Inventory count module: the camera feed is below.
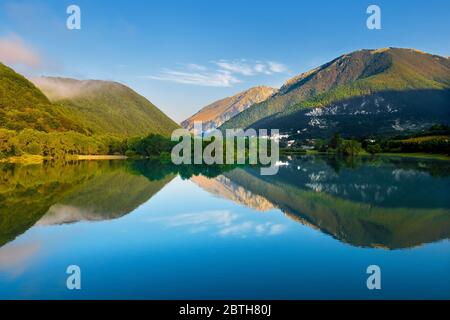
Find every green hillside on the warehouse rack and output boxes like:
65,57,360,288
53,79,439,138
0,63,84,133
33,77,179,137
0,63,178,138
220,48,450,137
0,64,180,159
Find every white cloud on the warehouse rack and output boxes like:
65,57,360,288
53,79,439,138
215,59,256,76
254,63,269,74
145,69,241,87
145,210,237,227
144,210,286,237
0,35,41,69
145,59,289,87
219,221,286,237
267,61,289,73
215,59,289,76
186,63,208,71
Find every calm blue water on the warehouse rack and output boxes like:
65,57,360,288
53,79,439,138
0,156,449,299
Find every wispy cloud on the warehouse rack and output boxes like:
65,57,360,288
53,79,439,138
0,34,41,69
145,69,241,87
215,60,256,76
144,210,237,228
186,63,208,71
215,59,289,76
144,59,289,87
267,61,289,73
219,221,286,237
143,210,286,237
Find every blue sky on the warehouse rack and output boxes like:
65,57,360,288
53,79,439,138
0,0,449,122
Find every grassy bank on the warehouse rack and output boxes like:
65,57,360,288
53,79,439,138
0,154,45,164
76,155,128,161
378,152,450,161
0,154,129,164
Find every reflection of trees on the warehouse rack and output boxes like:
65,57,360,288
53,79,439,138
319,154,450,177
2,156,449,250
127,160,239,181
0,159,243,248
222,167,450,249
378,156,450,178
321,155,362,173
0,160,174,248
1,161,102,247
273,156,450,209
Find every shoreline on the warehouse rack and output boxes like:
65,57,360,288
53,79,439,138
76,155,128,161
300,150,450,161
0,154,128,164
1,151,449,165
377,152,450,161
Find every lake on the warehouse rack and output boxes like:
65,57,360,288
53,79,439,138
0,155,449,299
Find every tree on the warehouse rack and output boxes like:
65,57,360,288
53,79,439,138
329,133,343,150
25,141,42,155
337,140,363,156
366,144,382,154
314,139,327,152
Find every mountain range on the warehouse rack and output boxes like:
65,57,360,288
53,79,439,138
2,47,450,145
219,48,450,138
181,86,277,133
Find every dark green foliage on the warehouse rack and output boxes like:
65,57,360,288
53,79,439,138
363,125,450,155
126,134,176,158
0,128,125,159
365,144,382,154
314,133,363,156
383,137,450,155
337,140,363,156
329,133,342,149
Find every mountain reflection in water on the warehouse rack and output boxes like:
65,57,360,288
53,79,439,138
1,155,450,299
1,156,450,250
196,156,450,249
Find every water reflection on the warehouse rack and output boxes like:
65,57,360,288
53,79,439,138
1,156,450,250
195,156,450,249
0,156,449,299
0,161,175,247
